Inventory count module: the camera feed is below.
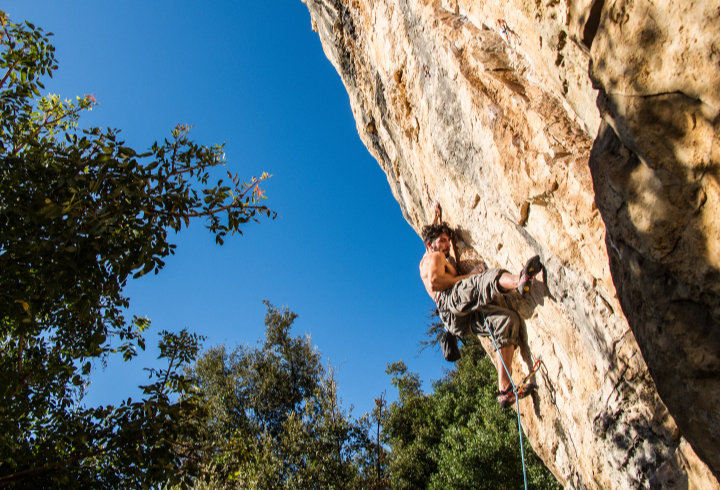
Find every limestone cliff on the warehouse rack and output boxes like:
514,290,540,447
301,0,719,488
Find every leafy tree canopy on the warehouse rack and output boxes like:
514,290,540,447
0,11,275,488
187,302,382,489
383,338,560,490
187,307,560,490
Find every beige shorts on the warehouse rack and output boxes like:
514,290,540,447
435,268,520,349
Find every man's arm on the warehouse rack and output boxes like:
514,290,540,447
432,200,442,224
425,252,476,292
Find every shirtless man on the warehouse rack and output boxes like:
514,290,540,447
419,222,543,407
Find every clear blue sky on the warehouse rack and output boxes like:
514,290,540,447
6,1,449,417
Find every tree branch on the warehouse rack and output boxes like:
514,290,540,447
0,58,20,92
161,346,178,396
154,203,271,220
0,448,108,485
12,105,88,156
0,21,19,91
17,333,24,374
9,333,30,400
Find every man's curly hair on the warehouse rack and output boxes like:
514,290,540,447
421,222,454,245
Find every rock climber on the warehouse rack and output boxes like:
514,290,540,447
419,222,543,408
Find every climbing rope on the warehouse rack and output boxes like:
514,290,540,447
481,307,530,490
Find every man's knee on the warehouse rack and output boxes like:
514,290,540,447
493,310,521,348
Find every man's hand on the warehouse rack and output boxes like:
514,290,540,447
432,200,442,224
471,261,487,274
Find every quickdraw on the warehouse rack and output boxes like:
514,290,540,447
497,19,521,45
516,357,543,395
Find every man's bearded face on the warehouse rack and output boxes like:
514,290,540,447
430,233,451,257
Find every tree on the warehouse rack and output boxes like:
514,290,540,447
383,341,560,489
0,12,275,488
187,302,377,489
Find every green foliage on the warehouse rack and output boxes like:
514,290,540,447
384,345,560,490
0,11,274,488
187,302,379,489
417,306,446,355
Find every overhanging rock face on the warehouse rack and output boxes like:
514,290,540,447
301,0,719,488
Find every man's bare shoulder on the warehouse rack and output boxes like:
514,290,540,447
420,250,447,268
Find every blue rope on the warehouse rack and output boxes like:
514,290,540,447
483,316,529,490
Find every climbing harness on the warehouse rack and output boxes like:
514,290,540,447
480,304,537,490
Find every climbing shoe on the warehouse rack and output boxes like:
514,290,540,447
497,387,516,408
518,255,543,294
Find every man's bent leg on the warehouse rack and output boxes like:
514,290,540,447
498,271,520,293
498,255,545,293
439,269,509,321
479,306,521,392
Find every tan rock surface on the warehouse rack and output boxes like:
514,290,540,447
589,0,720,478
301,0,719,487
650,440,720,490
